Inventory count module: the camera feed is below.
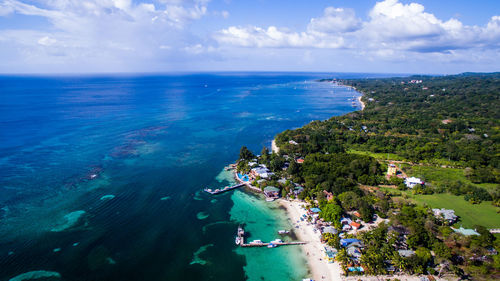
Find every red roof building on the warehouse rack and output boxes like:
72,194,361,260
350,222,361,230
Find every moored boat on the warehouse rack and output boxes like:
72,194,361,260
238,225,244,236
249,239,262,244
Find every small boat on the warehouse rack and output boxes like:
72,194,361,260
271,239,283,244
267,243,277,248
249,240,263,244
238,226,245,236
265,198,275,202
278,230,290,235
235,236,241,245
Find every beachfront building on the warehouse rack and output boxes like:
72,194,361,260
349,221,361,230
250,165,274,179
324,246,337,263
340,238,362,247
293,185,304,196
347,245,362,259
432,208,458,224
404,177,424,188
340,217,352,225
309,207,321,215
323,226,338,235
263,186,280,198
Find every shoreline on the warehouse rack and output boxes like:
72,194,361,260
278,199,343,281
271,139,280,154
357,95,365,110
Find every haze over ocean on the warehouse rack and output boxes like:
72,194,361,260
0,73,385,280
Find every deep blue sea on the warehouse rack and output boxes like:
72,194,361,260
0,73,381,281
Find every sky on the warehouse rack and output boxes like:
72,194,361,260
0,0,499,74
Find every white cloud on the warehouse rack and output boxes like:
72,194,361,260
307,7,360,34
0,0,212,72
214,0,500,55
37,36,57,46
215,25,344,49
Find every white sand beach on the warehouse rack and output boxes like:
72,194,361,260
279,199,343,281
357,96,365,110
271,139,280,154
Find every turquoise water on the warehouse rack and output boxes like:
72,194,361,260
0,73,370,280
231,189,309,280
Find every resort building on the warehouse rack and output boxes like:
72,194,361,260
340,238,362,247
250,165,274,179
398,249,416,257
263,186,280,198
432,208,458,224
340,217,352,225
347,245,362,259
323,226,338,235
404,177,424,188
324,246,337,263
349,221,361,230
310,207,321,213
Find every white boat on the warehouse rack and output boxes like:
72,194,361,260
238,226,245,236
249,240,263,244
271,239,283,244
267,243,277,248
278,230,289,235
235,237,241,245
265,198,275,202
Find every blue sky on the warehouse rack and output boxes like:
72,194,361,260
0,0,499,74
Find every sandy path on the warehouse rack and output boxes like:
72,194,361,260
279,199,343,281
271,139,280,154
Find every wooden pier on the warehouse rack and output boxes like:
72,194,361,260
236,226,306,247
204,183,245,195
241,241,306,247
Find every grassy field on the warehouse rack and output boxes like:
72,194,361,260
379,187,500,229
407,166,499,193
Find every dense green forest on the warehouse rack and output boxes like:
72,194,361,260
273,73,500,202
277,73,500,178
236,73,500,279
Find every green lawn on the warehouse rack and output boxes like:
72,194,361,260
379,188,500,229
407,166,499,193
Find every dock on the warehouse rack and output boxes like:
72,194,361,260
236,226,306,247
240,241,306,247
204,183,245,195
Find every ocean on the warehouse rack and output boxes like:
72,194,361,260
0,72,373,280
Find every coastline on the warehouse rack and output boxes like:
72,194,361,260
271,139,280,154
278,199,343,281
357,95,365,110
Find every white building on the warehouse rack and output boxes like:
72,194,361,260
433,208,458,223
251,166,274,179
404,177,423,188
